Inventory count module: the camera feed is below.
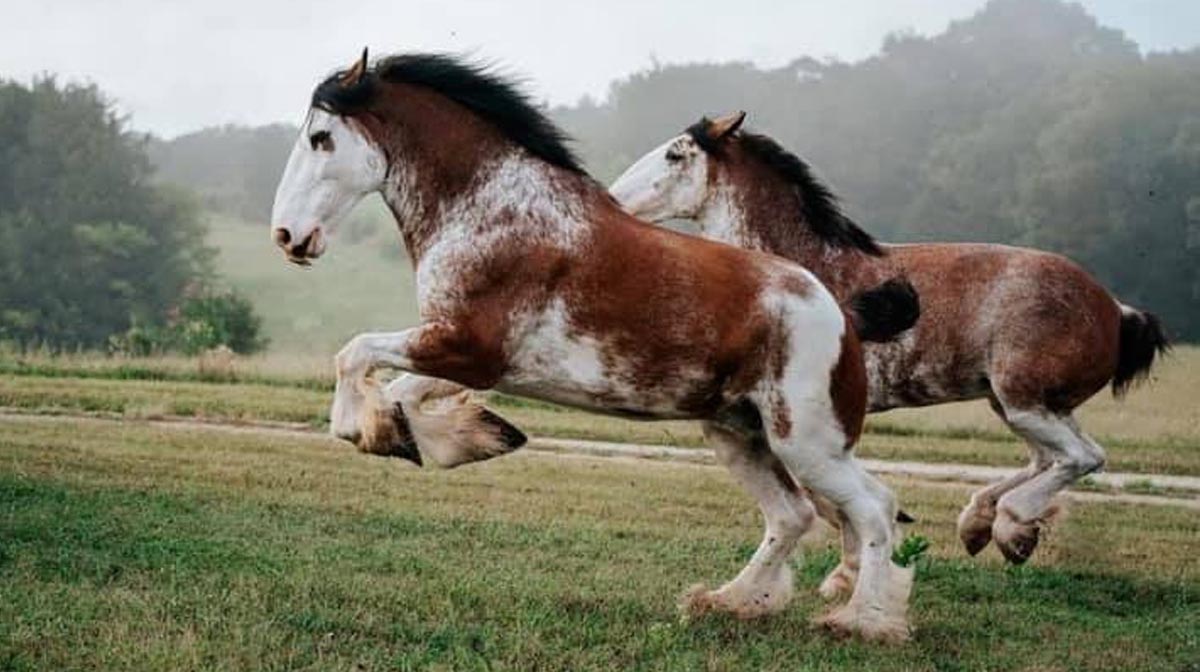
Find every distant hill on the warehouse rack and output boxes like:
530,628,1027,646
146,123,297,222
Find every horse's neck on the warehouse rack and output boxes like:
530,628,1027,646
384,152,591,266
697,183,762,250
699,187,884,299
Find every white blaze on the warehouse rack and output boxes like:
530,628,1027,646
270,109,388,259
609,133,708,223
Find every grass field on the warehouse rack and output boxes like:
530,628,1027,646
1,322,1195,666
2,347,1197,476
1,415,1197,671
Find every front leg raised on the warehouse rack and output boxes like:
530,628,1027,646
331,325,525,467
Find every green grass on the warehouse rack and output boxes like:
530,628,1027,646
2,370,1199,476
1,415,1197,670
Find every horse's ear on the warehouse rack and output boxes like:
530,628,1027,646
707,111,746,141
339,47,369,87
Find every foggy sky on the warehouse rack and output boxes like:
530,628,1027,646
2,0,1197,137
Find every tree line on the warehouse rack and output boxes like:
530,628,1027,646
0,79,264,352
149,0,1200,340
2,0,1196,349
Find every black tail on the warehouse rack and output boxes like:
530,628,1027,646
847,278,921,343
1112,306,1169,396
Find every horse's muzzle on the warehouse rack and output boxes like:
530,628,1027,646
274,226,324,265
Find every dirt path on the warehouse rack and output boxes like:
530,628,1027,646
4,410,1198,510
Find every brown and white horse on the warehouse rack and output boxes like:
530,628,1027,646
610,111,1170,571
270,52,919,641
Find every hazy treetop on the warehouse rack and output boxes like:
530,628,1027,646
1,0,1197,136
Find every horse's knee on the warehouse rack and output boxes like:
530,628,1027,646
842,497,893,548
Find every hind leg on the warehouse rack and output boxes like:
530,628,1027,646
816,504,862,601
757,393,912,643
991,409,1105,563
683,422,817,619
957,397,1054,555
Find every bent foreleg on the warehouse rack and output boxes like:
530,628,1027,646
332,324,525,466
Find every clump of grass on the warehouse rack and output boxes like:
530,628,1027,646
1122,478,1167,496
891,534,931,568
1072,475,1112,493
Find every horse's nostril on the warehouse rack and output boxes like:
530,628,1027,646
294,231,313,257
273,228,291,247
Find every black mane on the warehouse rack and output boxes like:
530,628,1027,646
687,121,882,256
312,53,585,175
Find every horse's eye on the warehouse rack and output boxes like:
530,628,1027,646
665,149,685,163
309,130,334,151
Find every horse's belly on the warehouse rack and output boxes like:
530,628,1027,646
498,311,709,419
863,338,990,412
495,371,702,420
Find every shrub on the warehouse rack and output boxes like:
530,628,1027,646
108,288,267,356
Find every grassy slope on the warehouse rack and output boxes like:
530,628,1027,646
1,415,1197,671
205,212,419,353
1,373,1198,476
1,347,1197,475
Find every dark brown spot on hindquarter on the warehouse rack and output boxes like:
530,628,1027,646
829,316,868,447
770,389,792,438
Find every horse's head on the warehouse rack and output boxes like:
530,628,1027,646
609,111,745,223
271,49,388,265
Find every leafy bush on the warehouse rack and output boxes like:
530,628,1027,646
170,288,266,355
108,288,266,356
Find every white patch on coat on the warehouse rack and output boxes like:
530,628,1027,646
271,109,387,256
496,296,712,418
497,297,612,405
758,265,851,454
400,154,589,313
697,180,762,250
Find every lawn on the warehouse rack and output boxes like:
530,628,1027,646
1,415,1197,671
1,347,1198,475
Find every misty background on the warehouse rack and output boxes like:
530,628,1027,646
2,0,1199,355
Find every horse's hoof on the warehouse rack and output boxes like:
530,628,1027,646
359,401,422,465
993,509,1040,565
479,408,528,451
678,580,791,621
956,501,996,556
817,566,855,601
679,583,719,620
815,604,911,644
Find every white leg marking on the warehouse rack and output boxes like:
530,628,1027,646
755,383,912,642
682,423,816,619
329,326,437,450
992,410,1106,563
817,506,862,601
957,448,1053,556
